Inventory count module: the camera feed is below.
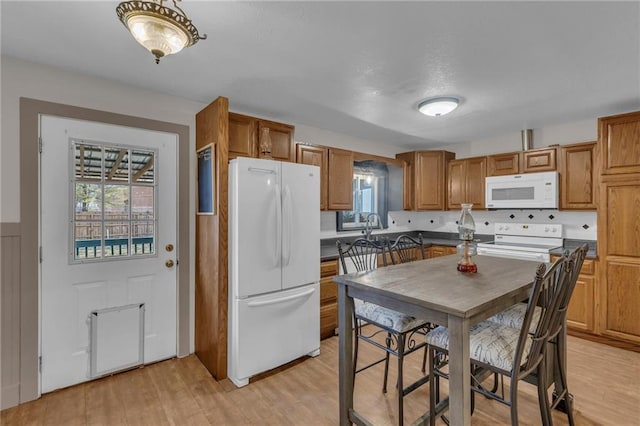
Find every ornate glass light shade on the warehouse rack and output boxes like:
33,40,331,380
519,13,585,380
116,0,206,64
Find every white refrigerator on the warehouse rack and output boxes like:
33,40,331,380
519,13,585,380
228,157,320,387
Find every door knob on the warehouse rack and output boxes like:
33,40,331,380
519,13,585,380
165,259,174,268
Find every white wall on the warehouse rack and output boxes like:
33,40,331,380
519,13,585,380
0,56,207,222
435,119,597,157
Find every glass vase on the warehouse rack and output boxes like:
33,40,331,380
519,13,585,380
457,203,478,273
259,127,272,159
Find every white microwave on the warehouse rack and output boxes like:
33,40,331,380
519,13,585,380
485,171,558,209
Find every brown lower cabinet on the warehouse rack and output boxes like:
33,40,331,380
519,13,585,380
320,259,339,339
552,255,596,332
427,245,457,258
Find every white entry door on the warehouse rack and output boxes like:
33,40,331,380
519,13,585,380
40,116,178,393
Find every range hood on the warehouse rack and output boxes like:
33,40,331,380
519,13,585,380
521,129,533,151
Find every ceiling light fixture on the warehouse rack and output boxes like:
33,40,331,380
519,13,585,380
116,0,206,64
418,97,460,117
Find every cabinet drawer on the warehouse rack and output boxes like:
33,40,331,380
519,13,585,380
320,278,337,303
321,260,338,277
522,147,557,172
320,303,338,339
487,152,520,176
551,255,595,275
580,259,595,275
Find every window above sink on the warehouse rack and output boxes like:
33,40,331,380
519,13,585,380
336,160,402,232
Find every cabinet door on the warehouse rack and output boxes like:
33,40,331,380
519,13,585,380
415,151,453,210
297,144,328,210
567,274,595,332
258,120,294,162
559,142,597,210
465,157,486,209
598,179,640,343
396,152,415,210
447,160,465,210
522,147,557,172
428,245,456,258
327,148,354,210
487,152,520,176
606,184,640,257
602,261,640,343
319,260,338,339
228,113,257,160
599,111,640,175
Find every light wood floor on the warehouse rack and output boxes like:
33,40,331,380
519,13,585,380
2,334,639,425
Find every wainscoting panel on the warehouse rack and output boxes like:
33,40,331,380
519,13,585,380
1,223,21,409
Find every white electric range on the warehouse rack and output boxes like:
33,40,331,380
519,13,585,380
477,222,563,263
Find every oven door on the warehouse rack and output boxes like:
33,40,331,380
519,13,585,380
477,246,550,262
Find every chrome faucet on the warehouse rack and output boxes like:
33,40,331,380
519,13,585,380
365,213,382,241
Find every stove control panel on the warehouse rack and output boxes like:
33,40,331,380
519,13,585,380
494,222,563,238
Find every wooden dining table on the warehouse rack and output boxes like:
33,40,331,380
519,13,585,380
333,254,544,426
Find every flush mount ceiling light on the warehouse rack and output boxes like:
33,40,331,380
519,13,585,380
417,97,460,117
116,0,206,64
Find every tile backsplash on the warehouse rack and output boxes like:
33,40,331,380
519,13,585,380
321,210,597,240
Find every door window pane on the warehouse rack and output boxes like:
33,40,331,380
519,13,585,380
74,143,102,180
131,186,154,219
74,221,103,259
104,184,130,217
74,183,102,218
104,222,129,257
132,150,154,184
132,221,155,255
104,147,129,182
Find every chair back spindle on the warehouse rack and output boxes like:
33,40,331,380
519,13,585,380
390,233,426,264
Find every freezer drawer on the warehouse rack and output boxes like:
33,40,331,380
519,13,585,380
228,283,320,387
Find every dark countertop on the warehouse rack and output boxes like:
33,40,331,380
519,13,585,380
550,239,598,259
321,232,597,262
320,231,493,261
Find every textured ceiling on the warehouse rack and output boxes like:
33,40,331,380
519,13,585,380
2,1,639,149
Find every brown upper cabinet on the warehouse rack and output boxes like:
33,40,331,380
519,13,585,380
396,150,455,210
559,142,597,210
447,156,486,210
327,148,354,210
258,120,294,162
521,146,557,173
228,112,257,160
296,143,328,210
487,152,520,176
599,110,640,175
228,112,294,162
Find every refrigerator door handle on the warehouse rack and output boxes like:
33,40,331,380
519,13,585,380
283,185,293,266
248,167,276,174
247,287,315,307
274,184,282,267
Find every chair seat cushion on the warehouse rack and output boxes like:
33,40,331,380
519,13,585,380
488,303,541,333
356,302,428,333
425,322,532,372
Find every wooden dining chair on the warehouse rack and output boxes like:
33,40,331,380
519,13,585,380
486,244,587,425
425,254,575,426
337,236,431,426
